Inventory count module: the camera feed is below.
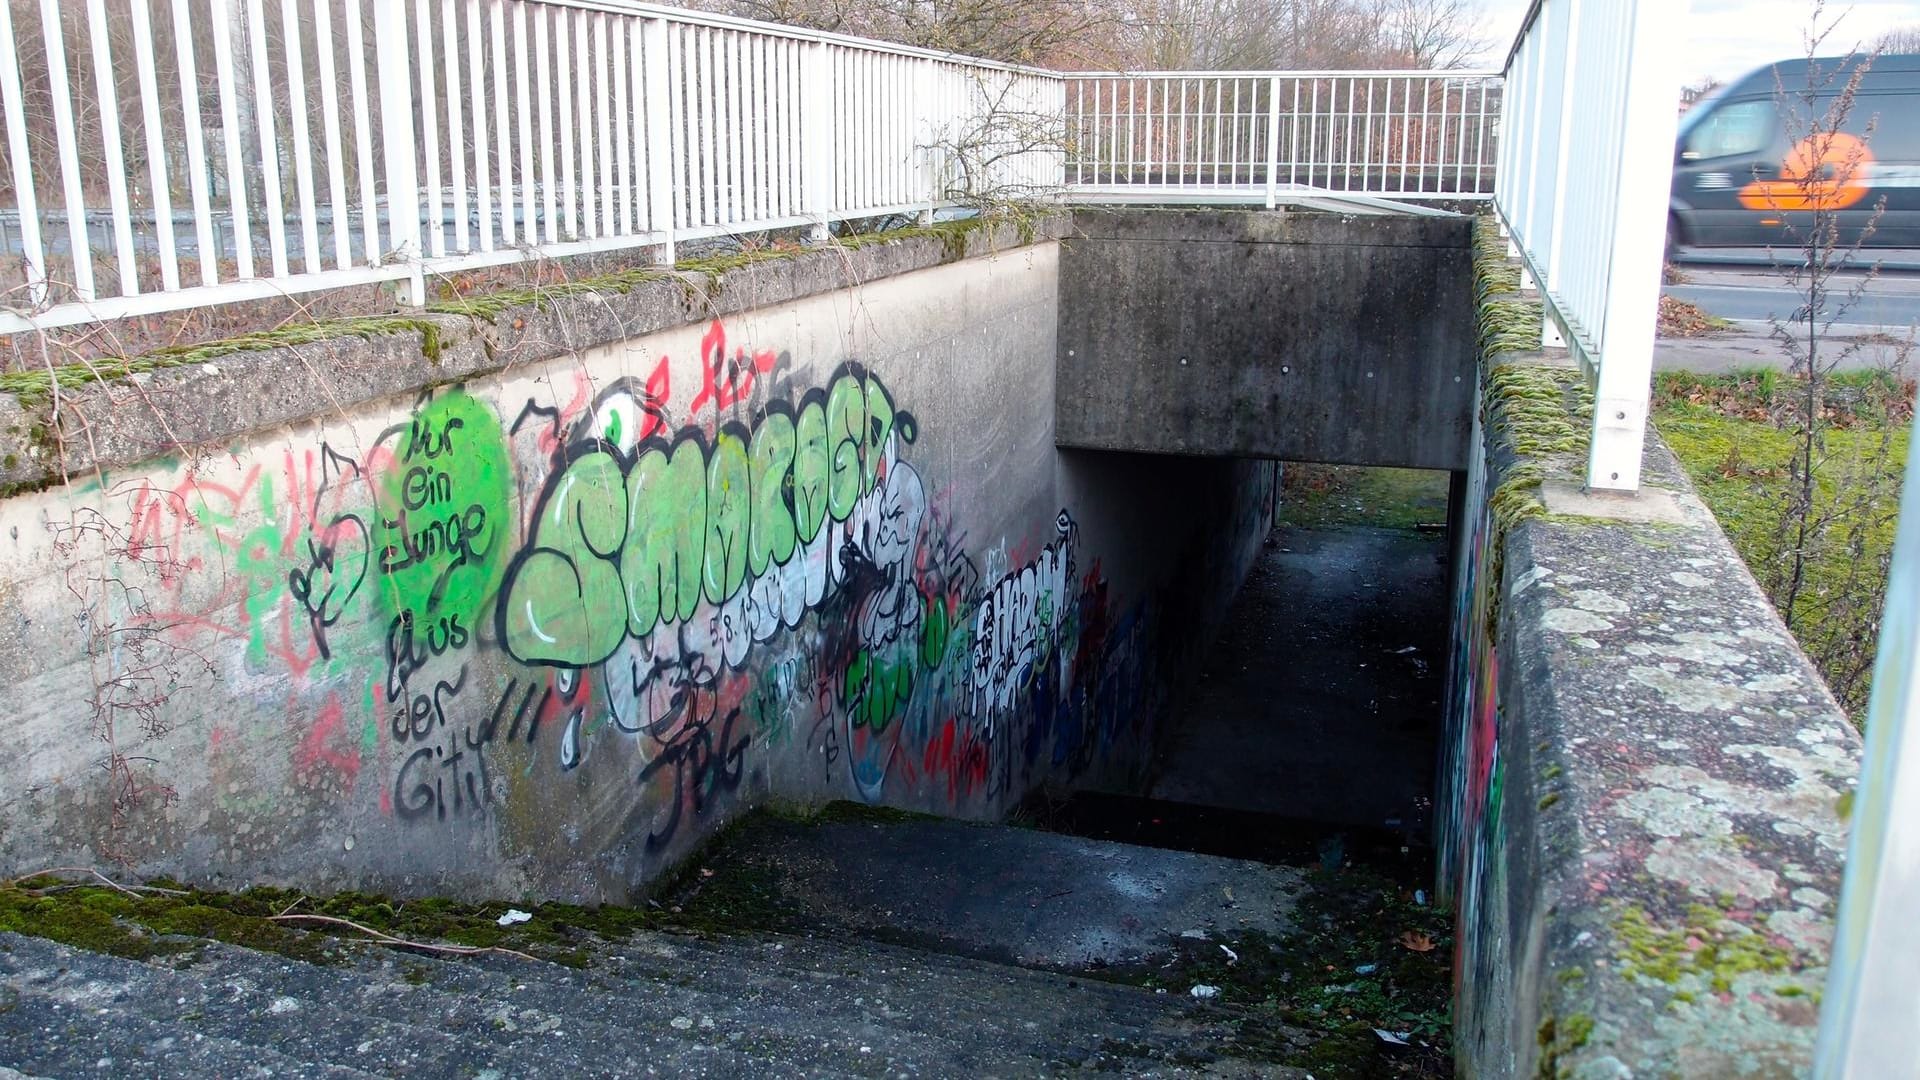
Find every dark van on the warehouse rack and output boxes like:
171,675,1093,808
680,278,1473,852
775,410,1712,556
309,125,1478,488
1669,53,1920,250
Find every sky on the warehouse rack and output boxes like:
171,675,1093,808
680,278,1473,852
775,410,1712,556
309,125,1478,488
1473,0,1919,86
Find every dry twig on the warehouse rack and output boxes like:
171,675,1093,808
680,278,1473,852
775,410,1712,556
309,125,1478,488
267,912,540,963
6,866,189,897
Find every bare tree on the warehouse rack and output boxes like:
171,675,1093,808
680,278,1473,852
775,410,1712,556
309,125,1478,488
1871,24,1920,54
710,0,1134,66
707,0,1489,71
1128,0,1400,69
1680,76,1723,112
1380,0,1488,69
1750,1,1914,716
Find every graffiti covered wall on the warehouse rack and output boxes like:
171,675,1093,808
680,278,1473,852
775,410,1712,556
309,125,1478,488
0,241,1274,902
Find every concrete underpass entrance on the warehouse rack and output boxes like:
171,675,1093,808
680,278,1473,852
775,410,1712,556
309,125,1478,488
1027,463,1454,867
1044,204,1472,855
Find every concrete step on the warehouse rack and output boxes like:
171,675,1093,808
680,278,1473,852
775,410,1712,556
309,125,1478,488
0,921,1299,1078
366,917,1263,1075
661,814,1308,969
474,925,1258,1072
0,814,1340,1077
0,954,383,1080
169,930,1038,1078
0,931,770,1078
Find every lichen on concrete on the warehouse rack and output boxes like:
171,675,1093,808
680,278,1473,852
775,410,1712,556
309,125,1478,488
1454,216,1856,1078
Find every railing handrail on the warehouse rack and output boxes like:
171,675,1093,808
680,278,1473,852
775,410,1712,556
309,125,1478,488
0,2,1501,336
501,0,1065,77
1064,68,1502,206
1066,68,1503,79
1502,0,1549,73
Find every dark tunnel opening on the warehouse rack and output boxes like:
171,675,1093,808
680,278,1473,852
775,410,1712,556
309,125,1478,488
1022,462,1459,886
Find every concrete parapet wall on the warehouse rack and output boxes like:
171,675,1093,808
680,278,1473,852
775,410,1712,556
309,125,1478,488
1443,234,1858,1076
1055,207,1476,469
0,221,1276,903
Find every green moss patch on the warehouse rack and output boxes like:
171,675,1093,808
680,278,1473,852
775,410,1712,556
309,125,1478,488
1487,364,1590,460
1473,220,1523,302
1,879,337,964
1535,1011,1595,1079
1614,902,1795,996
0,873,681,969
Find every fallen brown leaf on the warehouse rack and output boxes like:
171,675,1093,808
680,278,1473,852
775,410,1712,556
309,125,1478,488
1398,930,1436,952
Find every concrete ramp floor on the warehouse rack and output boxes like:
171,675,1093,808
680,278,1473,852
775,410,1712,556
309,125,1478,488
669,814,1304,970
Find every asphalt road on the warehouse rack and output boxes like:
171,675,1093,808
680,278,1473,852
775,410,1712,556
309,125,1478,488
1662,266,1920,330
1655,260,1919,373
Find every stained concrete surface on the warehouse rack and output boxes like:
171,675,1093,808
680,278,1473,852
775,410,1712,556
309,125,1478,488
1147,523,1448,836
1055,208,1477,470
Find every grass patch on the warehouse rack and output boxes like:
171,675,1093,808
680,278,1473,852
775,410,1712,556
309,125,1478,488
1277,465,1451,530
1653,369,1910,722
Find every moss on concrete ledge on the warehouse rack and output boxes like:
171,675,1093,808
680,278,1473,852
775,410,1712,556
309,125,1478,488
0,872,674,969
0,214,1060,495
426,266,673,322
1471,220,1596,531
0,214,1049,407
0,315,450,409
1455,212,1850,1080
1473,218,1523,302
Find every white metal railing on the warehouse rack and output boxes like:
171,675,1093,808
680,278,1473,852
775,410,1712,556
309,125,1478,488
0,0,1060,333
1493,0,1682,491
1820,421,1920,1076
1065,70,1502,204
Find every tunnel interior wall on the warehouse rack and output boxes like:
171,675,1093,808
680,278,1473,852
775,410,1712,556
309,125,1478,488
0,225,1274,904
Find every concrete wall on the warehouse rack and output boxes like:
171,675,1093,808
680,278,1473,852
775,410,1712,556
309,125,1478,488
0,225,1275,904
1055,208,1476,469
1440,243,1857,1076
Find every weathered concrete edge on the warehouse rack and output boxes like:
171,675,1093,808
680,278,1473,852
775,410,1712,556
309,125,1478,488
0,215,1067,489
1069,204,1471,246
1486,380,1858,1076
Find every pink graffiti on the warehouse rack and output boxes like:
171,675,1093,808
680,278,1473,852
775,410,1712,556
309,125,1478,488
688,320,779,416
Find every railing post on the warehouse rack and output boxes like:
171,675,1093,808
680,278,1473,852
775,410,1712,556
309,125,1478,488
1540,0,1580,350
0,0,46,309
1264,75,1281,208
1519,0,1553,340
374,0,424,307
916,60,935,224
803,41,832,243
1585,0,1681,492
642,17,675,266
